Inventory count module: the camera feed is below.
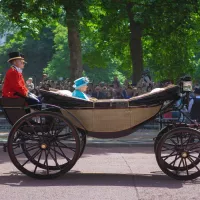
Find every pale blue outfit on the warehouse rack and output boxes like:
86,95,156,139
72,77,90,100
72,89,89,100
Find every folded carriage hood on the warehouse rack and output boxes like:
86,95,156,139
39,84,180,108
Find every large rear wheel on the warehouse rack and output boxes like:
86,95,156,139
7,111,81,179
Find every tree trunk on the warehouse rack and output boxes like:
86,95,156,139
126,3,143,85
65,7,83,82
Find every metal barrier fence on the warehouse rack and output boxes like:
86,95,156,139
0,117,11,130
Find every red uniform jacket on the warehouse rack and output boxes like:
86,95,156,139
2,66,28,98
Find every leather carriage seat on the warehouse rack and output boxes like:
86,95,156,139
51,89,72,97
127,84,180,106
0,97,28,125
96,85,180,103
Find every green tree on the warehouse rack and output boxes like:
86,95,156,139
44,23,127,83
0,0,92,81
89,0,200,83
0,27,54,83
44,24,70,79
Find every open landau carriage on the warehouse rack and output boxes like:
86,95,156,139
1,76,200,181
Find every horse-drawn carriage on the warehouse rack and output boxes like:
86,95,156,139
1,77,200,181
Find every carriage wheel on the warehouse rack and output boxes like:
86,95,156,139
155,126,200,171
154,124,188,153
7,111,81,179
156,127,200,180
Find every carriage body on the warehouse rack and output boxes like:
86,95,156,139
40,85,180,138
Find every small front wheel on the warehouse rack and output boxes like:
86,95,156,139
156,127,200,180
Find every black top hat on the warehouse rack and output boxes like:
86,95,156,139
194,88,200,95
7,52,26,63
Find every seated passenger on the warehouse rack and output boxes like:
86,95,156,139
2,52,41,108
72,77,90,100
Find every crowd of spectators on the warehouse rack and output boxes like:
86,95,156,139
28,72,159,99
0,70,176,99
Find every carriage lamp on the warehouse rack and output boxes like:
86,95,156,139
179,75,192,92
182,81,192,92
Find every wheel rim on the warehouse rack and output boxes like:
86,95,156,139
156,128,200,180
7,112,80,179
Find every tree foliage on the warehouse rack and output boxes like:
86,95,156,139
43,24,70,79
1,0,200,84
44,23,127,83
0,27,54,82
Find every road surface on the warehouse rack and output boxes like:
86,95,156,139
0,146,199,200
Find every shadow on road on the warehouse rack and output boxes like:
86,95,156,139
81,146,155,157
0,171,198,189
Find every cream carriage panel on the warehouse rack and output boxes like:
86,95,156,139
130,105,161,127
92,109,131,132
61,104,161,132
61,109,94,130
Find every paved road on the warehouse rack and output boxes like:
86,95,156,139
0,146,200,200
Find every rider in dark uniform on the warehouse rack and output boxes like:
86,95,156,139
188,88,200,122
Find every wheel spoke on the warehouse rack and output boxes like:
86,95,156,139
188,149,200,154
44,149,49,175
188,145,200,152
54,143,57,163
161,146,175,151
17,129,40,141
56,140,76,152
187,156,200,171
49,151,61,170
50,145,71,162
189,155,200,160
169,154,180,166
38,116,47,135
180,133,183,149
188,145,200,151
53,125,67,138
169,138,177,145
176,135,180,144
161,150,176,161
25,120,41,139
22,149,41,167
188,142,200,151
175,158,183,174
48,118,56,135
34,150,43,174
25,143,39,149
15,145,39,156
183,158,189,176
55,142,71,161
163,143,176,147
183,134,192,147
